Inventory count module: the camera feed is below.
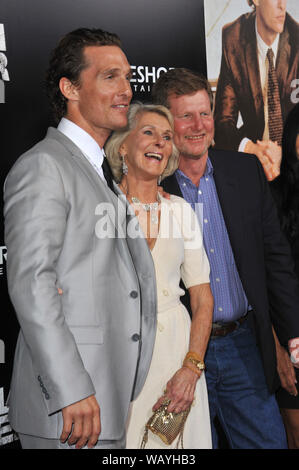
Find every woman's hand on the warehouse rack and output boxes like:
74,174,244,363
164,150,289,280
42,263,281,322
152,283,212,414
152,366,198,414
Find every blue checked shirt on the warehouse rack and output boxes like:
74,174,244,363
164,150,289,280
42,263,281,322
176,157,249,322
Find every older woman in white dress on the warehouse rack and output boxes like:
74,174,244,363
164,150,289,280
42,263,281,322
105,102,213,449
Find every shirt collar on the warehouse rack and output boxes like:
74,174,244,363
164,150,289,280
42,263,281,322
57,117,105,167
205,157,214,176
256,19,280,63
176,157,214,184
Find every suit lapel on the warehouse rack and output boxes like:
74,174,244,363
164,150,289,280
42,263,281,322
163,153,246,271
46,127,122,234
161,173,183,198
47,127,118,200
114,185,157,313
209,151,245,271
244,15,264,125
276,26,291,105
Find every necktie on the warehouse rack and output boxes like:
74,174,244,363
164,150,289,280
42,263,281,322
102,157,114,191
267,48,283,146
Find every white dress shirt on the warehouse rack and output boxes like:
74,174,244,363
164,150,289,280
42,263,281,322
57,117,107,183
239,24,280,152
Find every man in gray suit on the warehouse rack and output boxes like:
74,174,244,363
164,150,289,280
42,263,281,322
4,28,157,449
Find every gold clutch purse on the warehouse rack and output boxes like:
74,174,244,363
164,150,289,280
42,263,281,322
140,399,191,449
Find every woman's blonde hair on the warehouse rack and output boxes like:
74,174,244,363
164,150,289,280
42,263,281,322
105,102,179,183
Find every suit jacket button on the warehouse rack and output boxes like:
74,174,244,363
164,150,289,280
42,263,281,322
130,291,138,299
131,334,140,342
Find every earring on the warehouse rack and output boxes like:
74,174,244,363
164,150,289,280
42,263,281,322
157,175,162,185
121,154,128,175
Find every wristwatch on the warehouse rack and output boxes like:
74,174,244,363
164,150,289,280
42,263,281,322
187,357,205,371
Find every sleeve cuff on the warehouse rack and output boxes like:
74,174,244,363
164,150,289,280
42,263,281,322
239,138,250,153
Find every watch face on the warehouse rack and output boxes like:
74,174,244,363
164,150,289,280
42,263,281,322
190,357,204,370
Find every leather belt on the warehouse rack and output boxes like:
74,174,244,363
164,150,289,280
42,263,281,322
210,314,248,338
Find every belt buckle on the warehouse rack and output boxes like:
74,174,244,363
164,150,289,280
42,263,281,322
210,314,248,339
212,322,225,331
211,322,228,338
211,320,236,338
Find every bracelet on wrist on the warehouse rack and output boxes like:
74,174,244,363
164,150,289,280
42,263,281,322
183,361,202,377
184,352,205,372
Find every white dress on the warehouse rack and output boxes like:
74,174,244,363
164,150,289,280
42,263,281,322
126,195,212,449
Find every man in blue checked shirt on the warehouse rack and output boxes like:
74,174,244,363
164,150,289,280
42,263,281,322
152,68,299,449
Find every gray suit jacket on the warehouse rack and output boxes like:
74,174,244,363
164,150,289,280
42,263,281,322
4,127,157,440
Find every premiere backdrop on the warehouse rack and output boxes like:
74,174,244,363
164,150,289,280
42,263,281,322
0,0,207,448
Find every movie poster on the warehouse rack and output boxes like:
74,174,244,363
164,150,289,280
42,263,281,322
204,0,299,180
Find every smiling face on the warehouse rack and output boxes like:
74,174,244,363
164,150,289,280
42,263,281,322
64,45,133,146
168,89,214,161
120,111,173,181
